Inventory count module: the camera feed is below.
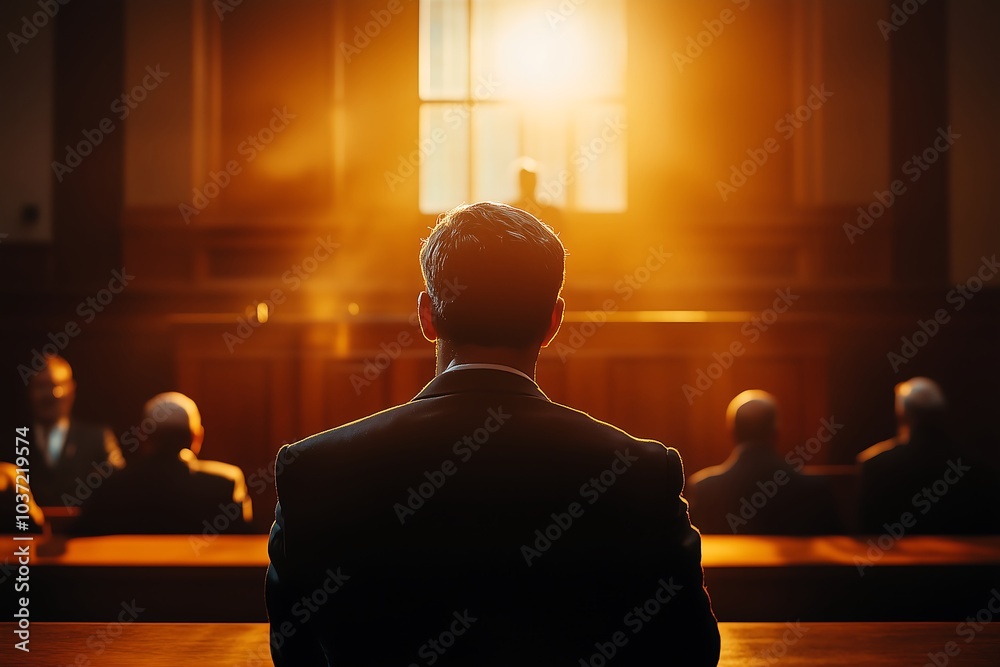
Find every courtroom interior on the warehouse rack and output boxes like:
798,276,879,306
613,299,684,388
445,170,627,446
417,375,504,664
2,0,1000,664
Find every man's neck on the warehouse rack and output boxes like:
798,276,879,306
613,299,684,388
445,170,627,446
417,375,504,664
435,342,540,379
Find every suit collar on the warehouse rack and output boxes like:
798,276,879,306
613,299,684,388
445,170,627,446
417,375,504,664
412,368,549,402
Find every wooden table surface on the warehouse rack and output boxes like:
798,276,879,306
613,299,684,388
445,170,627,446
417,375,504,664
1,622,998,666
24,534,1000,567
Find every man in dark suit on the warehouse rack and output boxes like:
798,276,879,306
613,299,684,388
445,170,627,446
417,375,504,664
266,202,720,666
858,378,999,534
687,390,842,535
75,392,252,535
26,355,124,507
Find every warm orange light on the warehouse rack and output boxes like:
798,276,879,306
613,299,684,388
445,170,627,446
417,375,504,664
485,3,623,103
256,302,269,324
493,20,589,100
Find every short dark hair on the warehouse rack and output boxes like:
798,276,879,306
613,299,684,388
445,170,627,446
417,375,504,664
420,202,566,347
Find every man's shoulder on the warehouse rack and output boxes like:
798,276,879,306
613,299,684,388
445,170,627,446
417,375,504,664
280,396,677,468
857,437,899,465
686,463,731,490
187,456,246,487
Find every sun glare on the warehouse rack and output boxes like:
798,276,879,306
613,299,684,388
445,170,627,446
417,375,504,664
491,13,594,101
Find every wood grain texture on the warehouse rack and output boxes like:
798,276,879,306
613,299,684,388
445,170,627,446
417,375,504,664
2,622,999,666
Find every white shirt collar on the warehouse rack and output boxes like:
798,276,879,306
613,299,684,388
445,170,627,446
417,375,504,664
37,417,69,465
442,361,536,385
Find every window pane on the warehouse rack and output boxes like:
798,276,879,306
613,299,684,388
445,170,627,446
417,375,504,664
471,0,626,101
472,104,520,203
420,104,470,214
522,112,569,208
419,0,469,100
574,104,627,212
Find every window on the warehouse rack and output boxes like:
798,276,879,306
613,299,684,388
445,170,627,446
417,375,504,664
418,0,627,214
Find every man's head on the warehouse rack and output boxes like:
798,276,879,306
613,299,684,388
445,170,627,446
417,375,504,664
895,377,946,436
143,392,205,457
28,355,76,426
726,390,778,448
418,202,566,350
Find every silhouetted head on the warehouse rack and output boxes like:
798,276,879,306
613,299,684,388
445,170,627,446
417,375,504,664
418,201,566,350
144,392,205,457
726,390,778,448
28,355,75,427
518,167,538,200
895,377,946,437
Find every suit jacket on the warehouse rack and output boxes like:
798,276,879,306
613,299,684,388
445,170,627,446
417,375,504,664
858,431,1000,534
687,444,842,535
73,449,252,535
266,368,719,666
29,420,124,507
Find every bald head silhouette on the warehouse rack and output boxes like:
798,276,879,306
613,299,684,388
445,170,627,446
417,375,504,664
895,377,947,440
143,392,205,456
726,390,778,447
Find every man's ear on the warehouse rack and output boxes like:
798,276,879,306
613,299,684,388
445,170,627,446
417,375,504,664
540,297,565,348
417,291,438,343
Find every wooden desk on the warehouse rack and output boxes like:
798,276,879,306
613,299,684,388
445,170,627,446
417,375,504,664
11,535,1000,622
2,623,999,666
27,533,1000,568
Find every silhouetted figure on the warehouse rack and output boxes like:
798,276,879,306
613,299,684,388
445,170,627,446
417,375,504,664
687,390,842,535
75,392,251,535
26,355,124,507
266,202,720,666
509,158,563,226
858,378,1000,534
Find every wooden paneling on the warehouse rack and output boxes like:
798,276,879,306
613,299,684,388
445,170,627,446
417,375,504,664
169,314,831,525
